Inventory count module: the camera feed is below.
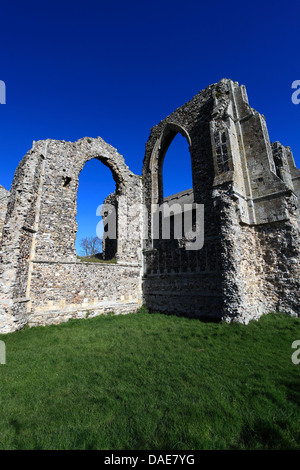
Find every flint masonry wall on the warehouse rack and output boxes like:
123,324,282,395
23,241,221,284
28,262,141,327
142,79,300,323
0,138,143,332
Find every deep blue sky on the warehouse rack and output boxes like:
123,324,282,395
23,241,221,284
0,0,299,253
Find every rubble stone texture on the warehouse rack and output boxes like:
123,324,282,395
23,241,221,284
0,79,299,332
0,185,9,244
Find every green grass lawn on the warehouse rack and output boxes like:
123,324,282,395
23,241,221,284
0,309,299,450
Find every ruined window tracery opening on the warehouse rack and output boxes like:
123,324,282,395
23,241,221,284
214,130,230,174
75,158,118,261
153,129,194,251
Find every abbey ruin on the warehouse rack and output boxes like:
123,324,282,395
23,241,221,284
0,79,299,333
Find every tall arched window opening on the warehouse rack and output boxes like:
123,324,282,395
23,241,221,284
152,132,194,250
75,158,117,261
162,132,193,198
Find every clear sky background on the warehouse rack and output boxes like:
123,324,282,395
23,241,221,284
0,0,299,253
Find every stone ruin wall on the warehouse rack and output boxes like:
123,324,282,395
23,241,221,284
0,138,143,333
28,262,141,328
142,79,300,323
0,79,299,333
